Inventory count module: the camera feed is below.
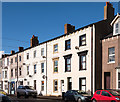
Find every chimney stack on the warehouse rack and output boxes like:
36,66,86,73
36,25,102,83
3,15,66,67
19,47,24,52
104,2,114,20
64,24,75,34
30,35,39,47
11,50,15,54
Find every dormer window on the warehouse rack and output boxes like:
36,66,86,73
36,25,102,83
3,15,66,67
115,23,119,34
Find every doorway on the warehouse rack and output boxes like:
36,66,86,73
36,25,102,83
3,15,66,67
104,72,110,89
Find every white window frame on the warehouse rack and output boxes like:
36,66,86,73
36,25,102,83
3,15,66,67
108,47,115,63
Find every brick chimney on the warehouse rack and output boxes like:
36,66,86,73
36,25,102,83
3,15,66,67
19,47,24,52
64,24,75,34
30,35,39,47
11,50,15,54
104,2,114,20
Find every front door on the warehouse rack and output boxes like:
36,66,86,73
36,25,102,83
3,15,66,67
104,72,110,89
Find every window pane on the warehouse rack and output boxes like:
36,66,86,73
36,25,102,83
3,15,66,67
67,59,70,64
81,86,86,91
82,79,86,85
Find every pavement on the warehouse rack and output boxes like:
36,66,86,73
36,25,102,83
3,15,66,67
8,95,63,100
37,95,62,100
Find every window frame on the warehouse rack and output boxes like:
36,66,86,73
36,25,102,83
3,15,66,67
15,69,17,77
27,53,29,60
34,50,36,58
108,47,115,63
27,66,29,75
19,56,21,62
64,54,72,72
19,67,22,76
41,63,44,73
41,81,44,91
11,58,13,64
53,44,58,53
34,64,37,74
79,77,86,92
115,23,119,34
65,39,71,50
79,34,86,46
5,71,7,78
15,57,17,63
53,79,58,92
11,69,13,77
53,59,58,73
41,48,44,56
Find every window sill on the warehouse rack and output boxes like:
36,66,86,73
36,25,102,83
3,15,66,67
79,44,86,47
79,69,86,71
107,61,115,64
65,71,71,72
65,49,71,51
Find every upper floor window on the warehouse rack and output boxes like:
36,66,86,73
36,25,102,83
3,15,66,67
11,58,13,64
53,44,58,53
11,69,13,77
27,53,29,59
34,64,37,74
7,58,9,66
79,34,86,46
108,47,115,63
15,57,17,63
34,50,36,58
5,71,7,78
19,56,21,62
2,71,4,78
41,63,44,73
78,51,87,70
27,66,29,75
53,60,58,73
41,48,44,56
65,39,71,50
115,23,119,34
19,67,22,76
15,69,17,77
64,54,72,72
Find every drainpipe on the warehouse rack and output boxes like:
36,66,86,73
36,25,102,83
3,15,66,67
46,42,47,96
17,53,18,90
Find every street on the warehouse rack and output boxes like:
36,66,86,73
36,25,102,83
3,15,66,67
9,96,64,102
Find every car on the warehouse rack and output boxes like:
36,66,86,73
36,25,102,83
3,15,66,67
91,89,120,102
63,90,92,102
0,89,7,95
0,93,13,102
16,85,37,98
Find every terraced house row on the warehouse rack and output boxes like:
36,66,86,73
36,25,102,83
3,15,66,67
0,2,119,96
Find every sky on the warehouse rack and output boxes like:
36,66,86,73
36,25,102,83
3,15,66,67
2,2,119,54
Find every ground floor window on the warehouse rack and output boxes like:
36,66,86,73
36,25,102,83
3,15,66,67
118,73,120,88
79,77,86,92
41,81,44,91
34,80,36,90
67,77,72,90
53,80,58,92
5,85,8,90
